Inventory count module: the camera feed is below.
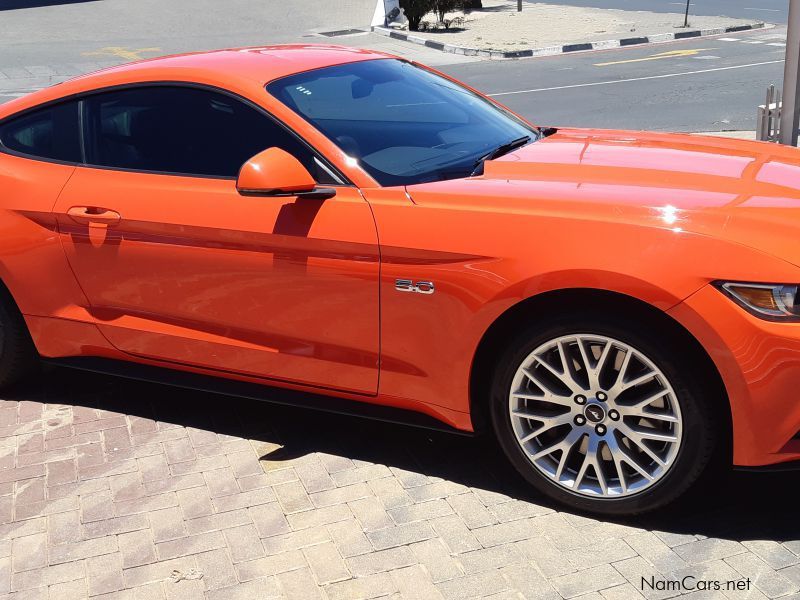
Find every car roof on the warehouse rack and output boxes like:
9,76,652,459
0,44,396,119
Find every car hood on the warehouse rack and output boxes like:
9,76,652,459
452,128,800,267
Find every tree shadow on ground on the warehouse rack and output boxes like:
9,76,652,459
18,365,799,545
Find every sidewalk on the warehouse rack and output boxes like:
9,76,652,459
2,367,799,599
377,0,765,57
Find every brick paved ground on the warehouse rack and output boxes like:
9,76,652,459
1,366,799,599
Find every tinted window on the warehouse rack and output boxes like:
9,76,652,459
267,59,535,186
84,86,338,181
0,102,81,162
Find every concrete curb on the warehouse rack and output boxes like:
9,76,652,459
372,21,767,59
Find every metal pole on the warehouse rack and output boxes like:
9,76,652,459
518,0,522,11
683,0,690,28
780,0,800,145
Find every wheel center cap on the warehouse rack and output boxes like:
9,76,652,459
584,403,606,424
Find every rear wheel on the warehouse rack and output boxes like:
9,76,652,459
490,312,717,515
0,288,37,389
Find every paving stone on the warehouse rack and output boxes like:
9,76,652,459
11,533,47,572
87,552,124,596
223,524,264,562
430,514,482,554
123,556,197,588
194,548,237,590
311,482,372,508
184,507,250,535
367,521,435,550
261,526,331,556
304,541,350,584
149,506,187,542
249,502,292,537
460,544,526,574
175,486,213,520
613,556,675,600
601,584,646,600
328,519,373,557
368,475,413,509
235,549,306,581
624,532,689,574
552,564,626,599
473,518,539,548
211,487,276,512
286,503,351,531
205,575,282,600
47,578,88,600
119,529,157,569
226,449,263,479
388,498,453,525
274,480,313,513
392,564,446,600
49,535,118,565
276,566,324,599
725,552,799,598
566,538,638,570
742,541,800,570
12,560,87,591
447,492,499,529
673,538,748,564
156,531,226,560
349,496,394,532
500,562,561,600
323,571,397,600
347,546,416,577
436,570,511,600
410,538,464,583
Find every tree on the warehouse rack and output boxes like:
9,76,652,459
400,0,481,31
433,0,461,24
399,0,432,31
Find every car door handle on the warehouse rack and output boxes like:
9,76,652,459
66,206,122,227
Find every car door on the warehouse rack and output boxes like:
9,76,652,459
52,85,380,395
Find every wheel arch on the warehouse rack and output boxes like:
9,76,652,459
469,287,731,459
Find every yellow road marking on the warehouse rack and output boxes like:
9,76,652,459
82,46,162,61
595,48,714,67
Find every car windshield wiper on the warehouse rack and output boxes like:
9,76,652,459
469,135,532,176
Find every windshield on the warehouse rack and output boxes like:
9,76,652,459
267,59,537,186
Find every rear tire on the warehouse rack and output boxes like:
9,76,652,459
0,288,38,390
489,311,718,515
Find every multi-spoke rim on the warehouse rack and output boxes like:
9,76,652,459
508,334,683,499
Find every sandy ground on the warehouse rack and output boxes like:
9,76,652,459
405,0,756,51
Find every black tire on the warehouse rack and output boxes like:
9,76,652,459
489,311,718,516
0,286,38,389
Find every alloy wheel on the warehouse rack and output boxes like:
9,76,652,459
508,334,683,498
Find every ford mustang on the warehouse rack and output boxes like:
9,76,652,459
1,45,799,514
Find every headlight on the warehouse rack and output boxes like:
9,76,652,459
717,282,800,321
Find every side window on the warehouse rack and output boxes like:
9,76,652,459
0,101,81,162
84,86,338,182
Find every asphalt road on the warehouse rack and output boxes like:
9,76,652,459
525,0,789,23
442,26,788,132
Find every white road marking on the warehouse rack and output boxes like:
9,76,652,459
718,38,741,42
744,40,765,44
692,56,720,60
489,59,785,97
743,7,781,11
768,42,787,47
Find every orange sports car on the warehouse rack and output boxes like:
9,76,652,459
1,45,799,514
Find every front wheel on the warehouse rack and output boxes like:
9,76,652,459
490,313,717,515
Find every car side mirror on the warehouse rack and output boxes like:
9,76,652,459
237,147,336,200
